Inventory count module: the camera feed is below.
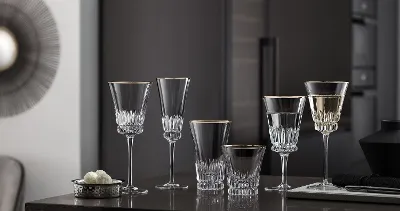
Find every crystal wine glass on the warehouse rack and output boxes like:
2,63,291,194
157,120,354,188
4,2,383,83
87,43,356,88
109,81,152,194
155,77,190,190
263,96,306,191
304,81,348,190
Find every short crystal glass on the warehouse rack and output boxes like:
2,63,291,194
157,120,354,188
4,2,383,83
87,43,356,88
156,78,190,190
263,96,306,191
109,81,152,194
190,120,231,191
305,81,348,190
223,145,266,195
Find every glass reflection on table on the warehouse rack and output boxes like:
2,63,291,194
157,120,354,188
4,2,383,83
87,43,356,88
196,190,224,211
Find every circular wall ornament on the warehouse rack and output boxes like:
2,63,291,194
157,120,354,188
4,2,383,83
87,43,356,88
0,0,60,117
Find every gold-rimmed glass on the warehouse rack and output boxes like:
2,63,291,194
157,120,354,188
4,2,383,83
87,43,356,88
109,81,152,194
304,81,348,190
263,96,306,191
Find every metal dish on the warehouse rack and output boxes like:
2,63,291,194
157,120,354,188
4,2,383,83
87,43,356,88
72,179,123,199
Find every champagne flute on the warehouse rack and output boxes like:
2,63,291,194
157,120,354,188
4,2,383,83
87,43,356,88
304,81,348,190
263,96,305,191
155,77,190,190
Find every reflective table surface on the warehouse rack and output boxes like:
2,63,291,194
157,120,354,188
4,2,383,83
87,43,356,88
26,175,400,211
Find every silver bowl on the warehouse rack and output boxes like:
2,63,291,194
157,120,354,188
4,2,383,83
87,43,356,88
72,179,123,199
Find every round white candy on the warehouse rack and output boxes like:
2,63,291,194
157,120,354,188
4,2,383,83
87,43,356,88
83,172,98,184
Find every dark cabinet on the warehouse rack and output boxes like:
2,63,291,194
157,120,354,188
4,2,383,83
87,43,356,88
352,0,376,17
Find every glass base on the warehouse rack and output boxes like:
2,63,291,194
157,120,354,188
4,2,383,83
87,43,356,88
122,186,148,195
155,182,188,190
197,182,224,191
228,188,258,196
265,184,292,192
307,182,340,191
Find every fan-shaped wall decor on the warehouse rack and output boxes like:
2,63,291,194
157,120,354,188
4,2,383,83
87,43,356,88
0,0,60,117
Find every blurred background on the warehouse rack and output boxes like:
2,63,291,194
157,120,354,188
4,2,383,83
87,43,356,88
1,0,400,205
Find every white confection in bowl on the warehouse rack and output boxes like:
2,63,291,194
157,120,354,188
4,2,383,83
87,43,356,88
83,172,98,184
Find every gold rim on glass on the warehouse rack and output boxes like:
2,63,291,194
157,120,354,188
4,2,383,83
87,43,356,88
223,145,266,149
108,81,151,84
305,81,349,84
190,120,231,124
263,96,305,98
157,77,190,80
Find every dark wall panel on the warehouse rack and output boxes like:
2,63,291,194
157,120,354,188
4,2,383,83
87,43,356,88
101,0,226,180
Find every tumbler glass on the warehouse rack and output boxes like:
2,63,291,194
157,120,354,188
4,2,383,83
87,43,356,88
190,120,231,190
223,145,266,195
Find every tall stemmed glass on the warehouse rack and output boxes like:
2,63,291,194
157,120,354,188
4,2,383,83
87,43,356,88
109,81,152,194
156,78,190,190
263,96,306,191
305,81,348,190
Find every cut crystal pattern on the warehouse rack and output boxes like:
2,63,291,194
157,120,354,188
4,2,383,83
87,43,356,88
162,115,183,142
115,110,145,135
195,158,225,190
225,148,265,195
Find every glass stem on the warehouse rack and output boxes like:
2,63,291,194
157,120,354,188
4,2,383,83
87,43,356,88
280,153,289,187
127,136,135,188
322,134,330,186
169,142,175,184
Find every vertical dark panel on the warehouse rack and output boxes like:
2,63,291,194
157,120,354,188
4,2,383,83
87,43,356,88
377,0,398,124
229,0,267,144
100,0,225,180
265,0,353,176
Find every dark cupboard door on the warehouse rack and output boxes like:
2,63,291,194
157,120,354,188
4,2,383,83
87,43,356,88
262,0,351,176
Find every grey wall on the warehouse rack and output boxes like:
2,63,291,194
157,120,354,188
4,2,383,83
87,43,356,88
101,0,226,180
80,0,99,176
228,0,266,144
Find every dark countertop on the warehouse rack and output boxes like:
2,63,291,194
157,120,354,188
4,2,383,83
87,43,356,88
26,175,400,211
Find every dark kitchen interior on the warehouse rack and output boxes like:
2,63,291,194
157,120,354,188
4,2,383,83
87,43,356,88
100,0,399,181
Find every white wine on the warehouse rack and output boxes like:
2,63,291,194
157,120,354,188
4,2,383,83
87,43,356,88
267,112,302,153
308,95,345,133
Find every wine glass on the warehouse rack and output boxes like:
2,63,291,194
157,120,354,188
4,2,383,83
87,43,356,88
304,81,348,190
155,77,190,190
263,96,306,191
109,81,152,194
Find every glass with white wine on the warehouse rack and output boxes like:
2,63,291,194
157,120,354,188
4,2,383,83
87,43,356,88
305,81,348,190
